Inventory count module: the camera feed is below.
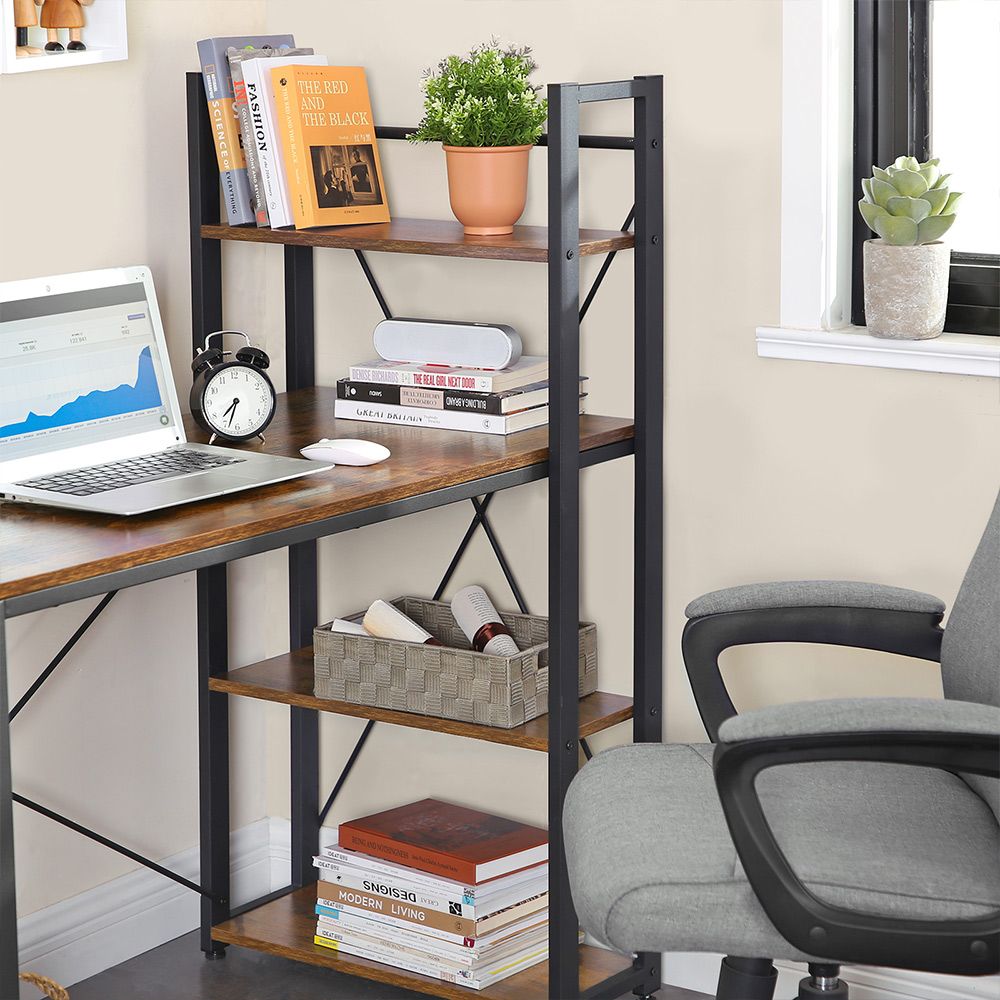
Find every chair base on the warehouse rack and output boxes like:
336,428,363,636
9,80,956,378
797,964,848,998
717,956,777,1000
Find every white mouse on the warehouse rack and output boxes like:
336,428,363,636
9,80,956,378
299,438,391,466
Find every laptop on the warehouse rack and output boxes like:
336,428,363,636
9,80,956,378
0,266,329,516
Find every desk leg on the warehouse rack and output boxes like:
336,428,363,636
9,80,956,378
198,565,230,958
289,541,319,888
0,606,19,997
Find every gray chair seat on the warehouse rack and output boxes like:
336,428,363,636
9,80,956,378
563,742,1000,961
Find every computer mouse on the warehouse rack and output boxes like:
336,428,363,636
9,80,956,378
299,439,391,466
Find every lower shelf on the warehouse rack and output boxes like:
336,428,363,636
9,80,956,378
212,886,634,1000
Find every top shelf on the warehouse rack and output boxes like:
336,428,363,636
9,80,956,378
201,218,635,263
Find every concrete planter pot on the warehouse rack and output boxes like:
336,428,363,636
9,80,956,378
442,144,532,236
863,239,951,340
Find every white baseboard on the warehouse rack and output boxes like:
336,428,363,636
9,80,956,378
16,818,277,996
16,816,999,1000
662,951,999,1000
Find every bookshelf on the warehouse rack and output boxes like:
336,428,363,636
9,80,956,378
184,71,664,1000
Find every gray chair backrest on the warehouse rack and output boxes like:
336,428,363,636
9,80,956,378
941,487,1000,818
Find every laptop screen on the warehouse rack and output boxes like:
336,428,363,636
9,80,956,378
0,283,176,463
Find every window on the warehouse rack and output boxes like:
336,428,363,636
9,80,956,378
852,0,999,335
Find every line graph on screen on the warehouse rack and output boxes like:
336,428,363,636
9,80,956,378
0,344,162,440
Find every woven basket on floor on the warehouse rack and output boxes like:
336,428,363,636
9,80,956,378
314,597,597,728
19,972,69,999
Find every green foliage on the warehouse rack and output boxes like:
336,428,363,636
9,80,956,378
409,40,548,147
858,156,961,245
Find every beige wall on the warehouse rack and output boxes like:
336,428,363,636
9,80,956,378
4,0,998,922
0,0,274,917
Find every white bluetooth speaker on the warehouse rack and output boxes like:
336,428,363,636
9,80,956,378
373,318,523,370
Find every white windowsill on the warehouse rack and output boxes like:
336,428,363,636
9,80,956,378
756,325,1000,378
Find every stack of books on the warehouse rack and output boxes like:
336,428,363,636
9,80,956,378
334,357,587,436
197,35,391,230
312,798,551,990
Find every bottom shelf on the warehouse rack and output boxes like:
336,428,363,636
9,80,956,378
212,886,634,999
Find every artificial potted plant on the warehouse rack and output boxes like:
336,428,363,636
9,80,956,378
858,156,962,340
410,41,548,236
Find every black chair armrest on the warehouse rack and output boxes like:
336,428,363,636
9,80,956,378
682,606,944,740
713,728,1000,975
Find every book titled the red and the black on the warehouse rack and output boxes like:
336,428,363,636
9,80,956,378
339,799,548,885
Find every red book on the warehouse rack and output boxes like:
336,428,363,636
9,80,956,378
339,799,548,885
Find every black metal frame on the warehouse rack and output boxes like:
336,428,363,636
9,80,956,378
714,730,1000,974
0,72,662,1000
682,605,944,741
852,0,999,335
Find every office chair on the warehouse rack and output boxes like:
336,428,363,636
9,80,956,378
564,489,999,999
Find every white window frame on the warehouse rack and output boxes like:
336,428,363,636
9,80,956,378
757,0,1000,378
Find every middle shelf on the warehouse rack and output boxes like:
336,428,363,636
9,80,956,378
210,647,633,751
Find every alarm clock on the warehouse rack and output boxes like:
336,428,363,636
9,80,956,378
190,331,276,444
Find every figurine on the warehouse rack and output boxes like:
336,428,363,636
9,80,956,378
14,0,42,57
35,0,94,53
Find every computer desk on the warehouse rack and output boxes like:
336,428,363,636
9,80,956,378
0,388,637,999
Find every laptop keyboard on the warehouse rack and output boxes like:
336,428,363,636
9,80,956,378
17,450,246,497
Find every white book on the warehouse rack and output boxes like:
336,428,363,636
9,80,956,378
312,932,548,991
317,843,548,903
243,54,328,227
316,914,549,967
315,900,546,948
314,859,547,919
335,398,573,435
348,356,548,392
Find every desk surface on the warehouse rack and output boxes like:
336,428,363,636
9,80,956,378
0,387,633,606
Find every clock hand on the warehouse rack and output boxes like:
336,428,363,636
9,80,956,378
220,398,237,421
227,397,240,427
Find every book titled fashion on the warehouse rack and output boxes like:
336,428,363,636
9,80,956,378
348,358,547,393
241,53,329,228
334,399,570,435
196,35,294,225
228,45,313,226
338,799,548,884
336,378,584,416
272,64,390,228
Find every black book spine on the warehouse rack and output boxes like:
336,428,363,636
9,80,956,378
337,380,503,415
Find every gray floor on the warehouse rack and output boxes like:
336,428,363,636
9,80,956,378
68,930,710,1000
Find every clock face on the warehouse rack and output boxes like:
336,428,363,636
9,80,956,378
202,365,274,438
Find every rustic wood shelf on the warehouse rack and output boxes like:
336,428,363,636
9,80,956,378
212,886,635,1000
210,647,633,751
201,217,635,262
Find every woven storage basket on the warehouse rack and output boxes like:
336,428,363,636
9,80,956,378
314,597,597,728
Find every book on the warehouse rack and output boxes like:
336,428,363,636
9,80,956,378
315,880,548,937
315,912,549,966
272,64,390,229
196,35,294,226
334,399,571,435
336,378,585,416
243,53,329,228
228,46,313,226
338,799,548,884
312,933,547,990
314,920,549,969
315,860,548,919
316,843,549,900
315,901,547,948
348,357,548,393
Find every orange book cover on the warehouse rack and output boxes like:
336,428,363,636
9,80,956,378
272,65,390,229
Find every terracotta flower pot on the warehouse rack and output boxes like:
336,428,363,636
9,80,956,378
863,239,951,340
443,144,532,236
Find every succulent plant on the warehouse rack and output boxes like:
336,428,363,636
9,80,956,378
859,156,962,246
